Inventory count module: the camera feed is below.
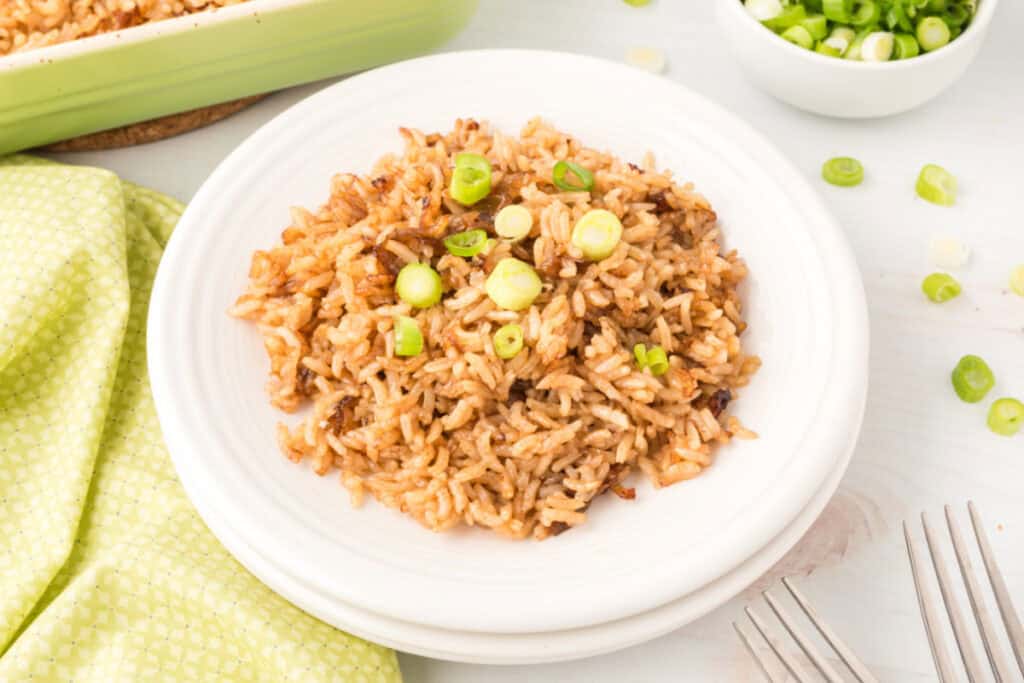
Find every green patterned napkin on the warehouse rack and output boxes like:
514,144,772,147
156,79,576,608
0,156,401,682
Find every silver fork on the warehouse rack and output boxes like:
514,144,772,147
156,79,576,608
904,501,1024,682
734,576,879,682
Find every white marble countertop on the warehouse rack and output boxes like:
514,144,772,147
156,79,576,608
51,1,1024,680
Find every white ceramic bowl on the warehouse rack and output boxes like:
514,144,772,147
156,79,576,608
148,50,869,642
715,0,999,118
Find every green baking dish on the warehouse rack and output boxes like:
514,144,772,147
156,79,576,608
0,0,477,156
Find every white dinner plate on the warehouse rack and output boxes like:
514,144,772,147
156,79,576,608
149,50,869,635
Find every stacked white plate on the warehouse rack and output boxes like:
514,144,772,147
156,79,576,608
148,50,869,665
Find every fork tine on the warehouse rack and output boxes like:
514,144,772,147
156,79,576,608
969,501,1024,676
922,511,990,682
781,576,880,683
905,521,960,682
745,605,814,682
945,504,1017,681
734,621,787,683
763,589,846,683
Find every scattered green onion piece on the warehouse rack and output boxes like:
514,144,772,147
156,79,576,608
745,0,784,21
1009,265,1024,297
645,346,670,376
801,14,829,39
443,229,489,258
987,398,1024,437
485,258,543,311
493,324,525,359
860,31,895,60
823,0,853,21
821,157,864,187
449,152,492,206
552,160,595,193
395,262,443,308
763,4,806,29
571,209,623,261
921,272,961,302
951,355,994,403
893,33,921,58
394,316,423,357
495,204,534,240
633,343,648,369
782,24,815,48
850,0,881,26
916,16,951,50
622,0,651,6
942,3,970,26
916,163,957,206
816,41,843,56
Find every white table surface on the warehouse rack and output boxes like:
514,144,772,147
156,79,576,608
50,1,1024,680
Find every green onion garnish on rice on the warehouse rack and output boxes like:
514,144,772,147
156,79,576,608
444,229,489,257
493,324,525,360
485,258,543,311
552,161,595,193
450,152,492,206
395,262,443,308
645,346,670,376
495,205,533,240
394,316,424,357
571,209,623,262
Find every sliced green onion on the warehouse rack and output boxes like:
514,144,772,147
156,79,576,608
450,152,492,206
493,324,525,359
843,27,873,59
921,272,961,302
823,0,853,21
951,355,994,403
988,398,1024,437
822,157,864,187
571,209,623,261
745,0,783,20
394,316,423,357
395,262,443,308
942,4,970,26
443,229,489,258
804,0,824,10
552,160,595,193
948,24,962,39
893,32,921,58
851,0,881,26
860,31,895,60
782,25,815,48
916,164,957,206
886,1,914,31
1010,265,1024,297
495,204,533,240
829,25,857,43
815,41,843,56
763,4,806,29
485,258,543,311
927,0,948,11
917,16,951,50
622,0,651,6
801,14,829,39
645,346,669,376
633,343,648,369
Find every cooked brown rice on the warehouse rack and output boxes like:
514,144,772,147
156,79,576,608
230,118,761,540
0,0,247,55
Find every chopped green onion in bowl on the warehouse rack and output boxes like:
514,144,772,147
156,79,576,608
571,209,623,261
444,229,489,257
552,160,595,193
450,152,492,206
916,164,957,206
395,262,443,308
987,398,1024,437
745,0,784,21
860,31,894,60
951,355,994,403
782,24,815,49
493,324,525,359
485,258,543,311
917,15,951,50
822,157,864,187
921,272,961,302
1010,265,1024,297
495,204,533,240
394,316,424,357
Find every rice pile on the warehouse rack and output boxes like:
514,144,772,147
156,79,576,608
230,118,760,540
0,0,247,55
